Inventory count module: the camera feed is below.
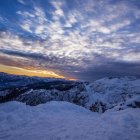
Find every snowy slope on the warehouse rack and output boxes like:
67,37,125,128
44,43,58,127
15,77,140,112
85,77,140,112
0,101,140,140
0,73,140,113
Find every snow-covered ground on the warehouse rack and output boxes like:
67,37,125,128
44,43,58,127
0,101,140,140
0,73,140,140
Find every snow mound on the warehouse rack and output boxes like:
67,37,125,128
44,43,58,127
0,101,140,140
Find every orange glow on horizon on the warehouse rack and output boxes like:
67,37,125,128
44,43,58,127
0,64,65,79
67,78,77,81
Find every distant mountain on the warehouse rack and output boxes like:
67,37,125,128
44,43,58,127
0,72,140,113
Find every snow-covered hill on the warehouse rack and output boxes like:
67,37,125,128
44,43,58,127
0,101,140,140
0,73,140,113
86,77,140,112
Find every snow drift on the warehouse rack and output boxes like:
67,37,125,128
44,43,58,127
0,101,140,140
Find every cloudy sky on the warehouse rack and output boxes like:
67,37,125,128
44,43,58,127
0,0,140,81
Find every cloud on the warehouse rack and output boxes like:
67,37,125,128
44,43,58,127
17,0,25,5
0,0,140,80
20,23,32,33
75,61,140,81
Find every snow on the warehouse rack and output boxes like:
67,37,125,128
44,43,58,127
85,77,140,111
1,74,140,113
0,101,140,140
0,73,140,139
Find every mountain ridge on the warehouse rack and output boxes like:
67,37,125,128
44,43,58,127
0,72,140,113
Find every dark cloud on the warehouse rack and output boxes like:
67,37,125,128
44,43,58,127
0,49,79,68
0,49,46,60
71,61,140,81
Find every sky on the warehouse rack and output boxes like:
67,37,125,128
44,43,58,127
0,0,140,81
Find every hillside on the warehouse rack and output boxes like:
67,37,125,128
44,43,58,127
0,73,140,113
